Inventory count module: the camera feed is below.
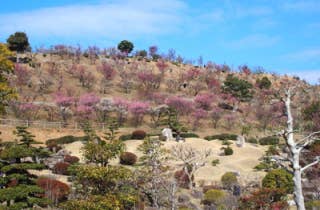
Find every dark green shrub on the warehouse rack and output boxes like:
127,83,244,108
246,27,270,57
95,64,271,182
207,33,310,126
119,134,132,141
256,76,272,89
180,133,199,138
262,169,294,193
204,133,237,141
259,136,279,145
223,147,233,156
120,152,137,165
247,137,258,144
131,130,147,140
211,159,220,166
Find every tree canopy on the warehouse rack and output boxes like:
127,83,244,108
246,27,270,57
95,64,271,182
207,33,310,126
6,32,30,52
117,40,134,54
222,74,254,102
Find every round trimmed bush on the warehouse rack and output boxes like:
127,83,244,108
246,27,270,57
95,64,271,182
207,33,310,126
202,189,225,205
221,172,238,189
53,162,70,175
120,152,137,165
64,155,80,164
131,130,147,140
37,177,70,202
222,146,233,156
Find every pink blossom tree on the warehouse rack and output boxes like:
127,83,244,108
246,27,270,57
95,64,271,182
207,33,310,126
210,107,224,128
113,97,129,125
206,76,221,91
184,68,202,81
194,93,214,110
137,71,161,91
165,96,194,121
14,64,31,86
128,101,150,126
76,93,100,120
53,92,75,124
192,108,208,130
86,46,100,64
156,60,168,75
97,62,116,93
10,102,39,121
149,45,158,58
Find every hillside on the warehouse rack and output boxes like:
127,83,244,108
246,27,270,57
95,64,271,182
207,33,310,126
2,49,319,137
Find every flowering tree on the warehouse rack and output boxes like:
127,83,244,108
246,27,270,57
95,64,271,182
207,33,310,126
86,46,99,64
156,60,168,75
54,92,74,124
77,93,100,120
97,62,116,93
165,96,194,121
137,71,161,91
184,68,202,81
14,64,31,86
194,93,214,111
96,98,114,122
149,45,158,58
210,107,224,128
113,97,129,125
128,101,150,126
10,102,39,121
206,76,221,91
192,108,208,130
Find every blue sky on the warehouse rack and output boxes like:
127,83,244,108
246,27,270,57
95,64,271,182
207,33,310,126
0,0,319,84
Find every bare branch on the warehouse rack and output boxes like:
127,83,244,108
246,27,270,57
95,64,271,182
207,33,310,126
296,131,320,150
301,157,320,173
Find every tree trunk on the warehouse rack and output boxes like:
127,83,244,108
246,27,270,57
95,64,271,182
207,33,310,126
285,89,306,210
293,168,305,210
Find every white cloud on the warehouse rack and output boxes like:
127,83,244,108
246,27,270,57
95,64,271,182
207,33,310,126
283,0,320,12
286,70,320,84
227,34,279,49
283,49,320,61
0,0,187,41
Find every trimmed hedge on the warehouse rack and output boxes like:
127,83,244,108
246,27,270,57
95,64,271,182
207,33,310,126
119,134,133,141
247,137,258,144
205,133,237,141
46,135,89,146
259,136,279,145
179,133,199,138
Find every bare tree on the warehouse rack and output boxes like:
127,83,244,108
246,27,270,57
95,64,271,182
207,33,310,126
274,87,320,210
171,144,212,190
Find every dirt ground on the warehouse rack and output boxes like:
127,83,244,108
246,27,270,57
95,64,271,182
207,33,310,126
60,137,267,186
